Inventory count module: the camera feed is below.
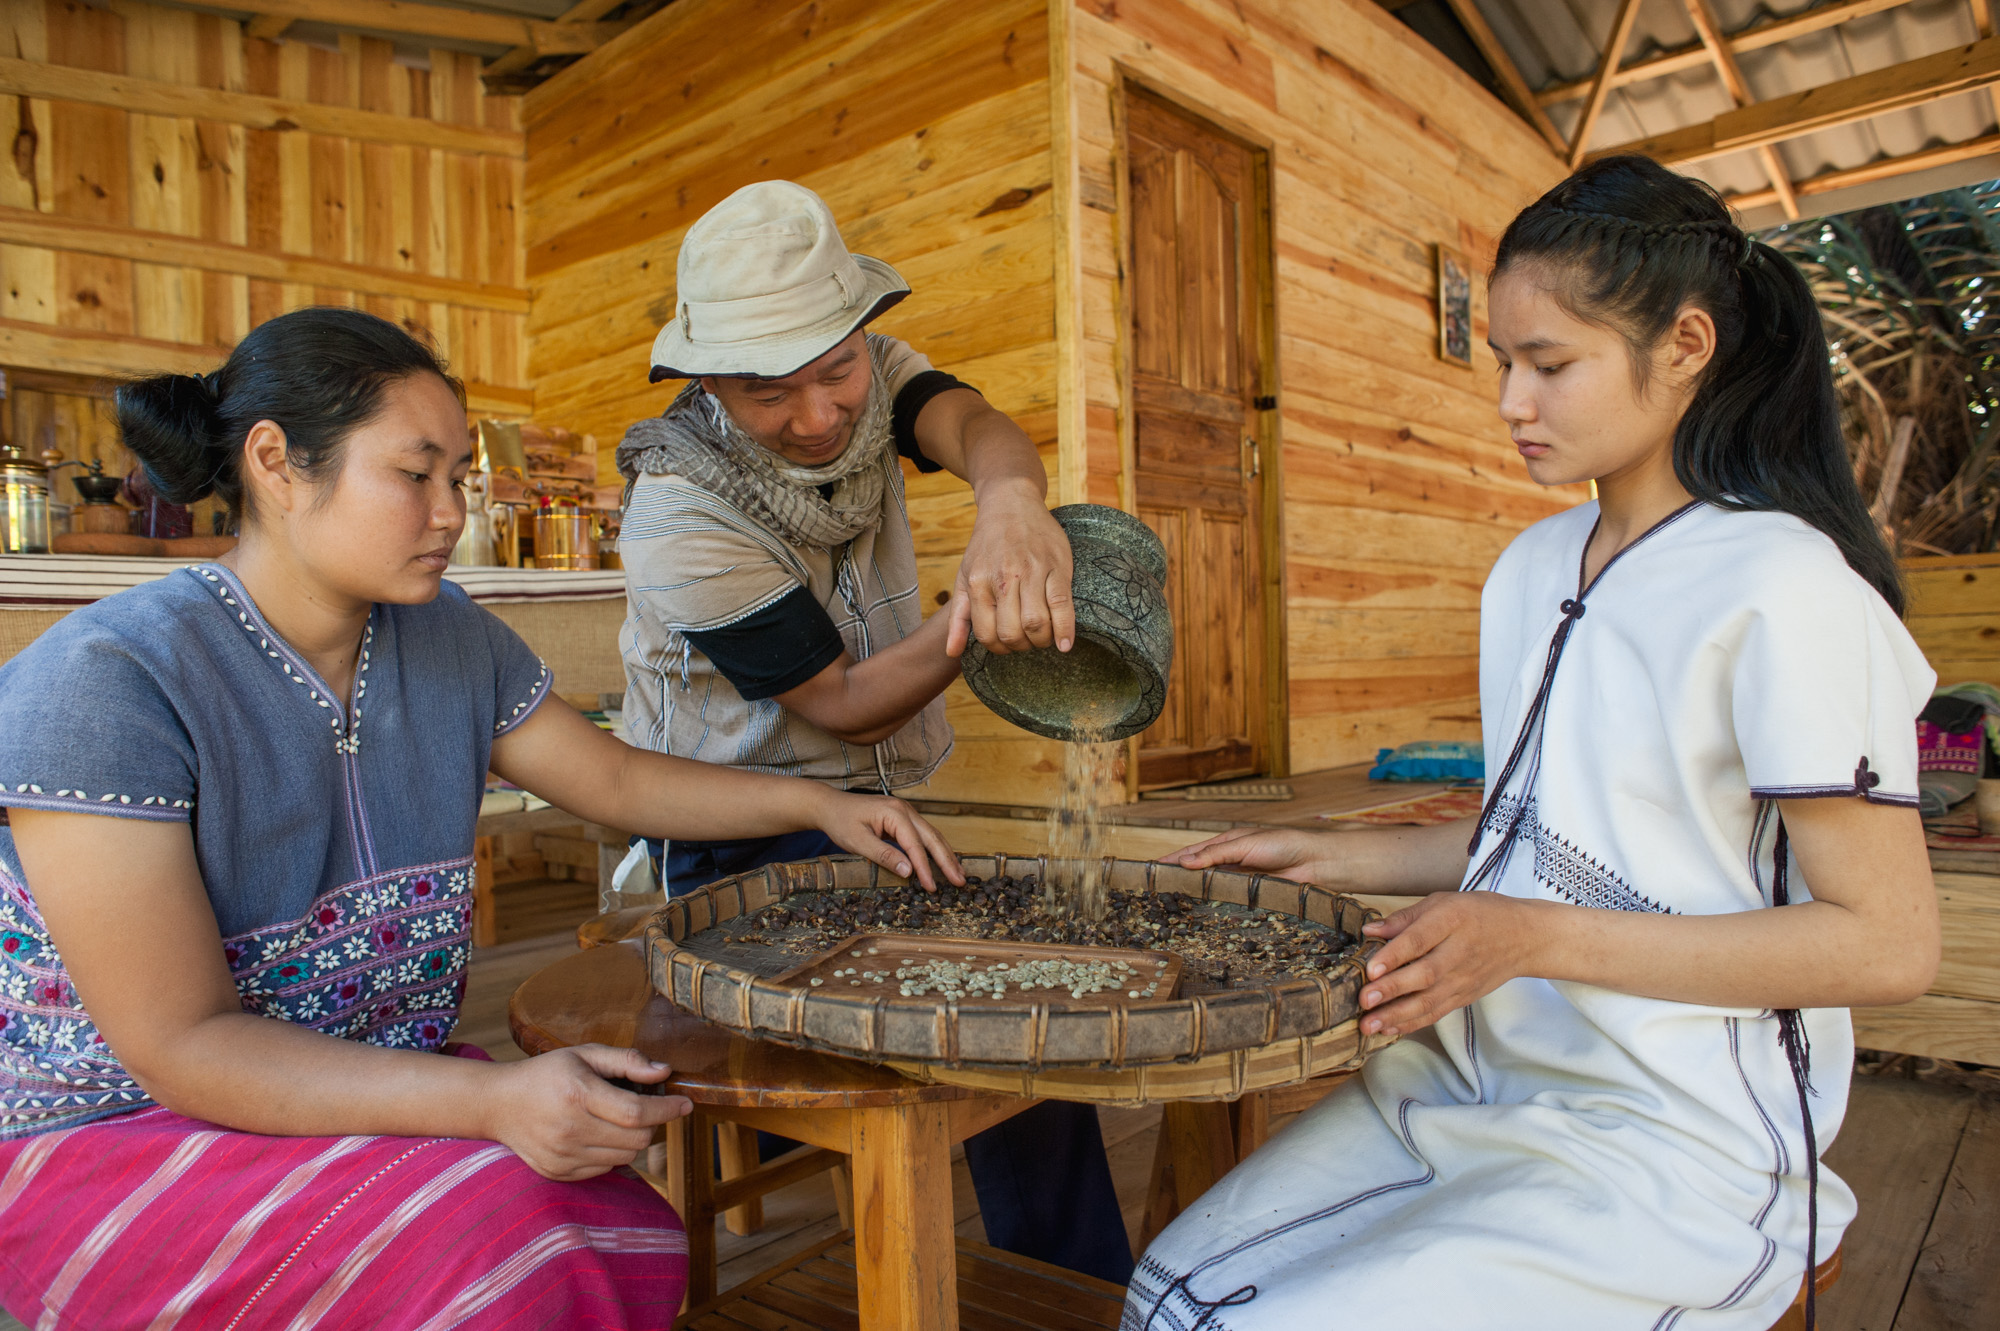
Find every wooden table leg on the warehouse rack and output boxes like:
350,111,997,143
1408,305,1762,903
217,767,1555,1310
1141,1101,1237,1248
849,1100,956,1330
1230,1090,1271,1160
681,1107,719,1308
715,1121,765,1236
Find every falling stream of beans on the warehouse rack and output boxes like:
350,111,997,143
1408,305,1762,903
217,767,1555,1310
1044,726,1120,923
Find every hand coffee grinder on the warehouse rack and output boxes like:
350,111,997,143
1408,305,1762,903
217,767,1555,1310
69,459,129,534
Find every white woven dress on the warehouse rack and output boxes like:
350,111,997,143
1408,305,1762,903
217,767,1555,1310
1123,501,1933,1331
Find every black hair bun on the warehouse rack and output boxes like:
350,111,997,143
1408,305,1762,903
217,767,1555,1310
115,372,227,503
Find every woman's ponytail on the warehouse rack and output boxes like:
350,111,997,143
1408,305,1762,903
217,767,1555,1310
116,371,237,510
1675,237,1903,612
1494,156,1905,615
113,306,460,528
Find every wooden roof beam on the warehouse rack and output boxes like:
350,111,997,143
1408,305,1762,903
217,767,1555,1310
1537,0,1915,108
1964,0,2000,136
1439,0,1568,155
0,54,523,156
1595,34,2000,164
229,0,628,55
1683,0,1799,219
235,0,535,47
481,0,633,90
1569,0,1647,168
1725,130,2000,212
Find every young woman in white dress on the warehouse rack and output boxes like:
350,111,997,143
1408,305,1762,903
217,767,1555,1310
1124,156,1940,1331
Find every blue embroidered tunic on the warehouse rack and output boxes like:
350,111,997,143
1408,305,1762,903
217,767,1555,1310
0,565,550,1138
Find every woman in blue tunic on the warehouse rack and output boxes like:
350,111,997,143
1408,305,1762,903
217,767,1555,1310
0,307,960,1330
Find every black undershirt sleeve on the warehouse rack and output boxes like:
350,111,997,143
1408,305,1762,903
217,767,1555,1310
681,585,847,701
891,370,979,473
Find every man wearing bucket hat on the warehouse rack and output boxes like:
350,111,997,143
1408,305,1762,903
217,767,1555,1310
614,181,1133,1285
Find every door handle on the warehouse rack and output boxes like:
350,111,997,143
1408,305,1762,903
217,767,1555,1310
1242,437,1261,479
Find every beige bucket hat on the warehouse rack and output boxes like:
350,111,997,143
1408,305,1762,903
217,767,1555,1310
648,181,910,382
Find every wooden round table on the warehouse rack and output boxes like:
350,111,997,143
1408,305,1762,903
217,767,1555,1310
509,940,1046,1328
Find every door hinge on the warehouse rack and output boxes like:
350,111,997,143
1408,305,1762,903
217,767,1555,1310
1253,394,1277,411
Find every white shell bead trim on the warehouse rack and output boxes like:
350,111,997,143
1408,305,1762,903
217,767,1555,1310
198,566,373,756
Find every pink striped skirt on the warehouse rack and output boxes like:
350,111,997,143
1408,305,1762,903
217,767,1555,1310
0,1103,688,1329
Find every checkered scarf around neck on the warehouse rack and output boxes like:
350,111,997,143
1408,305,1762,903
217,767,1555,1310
616,337,896,550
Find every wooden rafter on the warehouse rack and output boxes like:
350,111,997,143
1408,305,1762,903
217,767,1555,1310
1537,0,1913,107
1569,0,1646,168
1597,35,2000,164
1683,0,1799,219
1965,0,2000,131
0,55,523,156
482,0,632,90
1438,0,1568,155
1725,131,2000,212
230,0,627,55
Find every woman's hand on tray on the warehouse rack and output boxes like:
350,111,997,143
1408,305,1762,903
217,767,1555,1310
1156,826,1334,882
1355,892,1546,1039
491,1044,693,1182
812,788,965,891
1162,819,1481,897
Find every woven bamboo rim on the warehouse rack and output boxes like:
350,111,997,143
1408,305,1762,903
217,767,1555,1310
644,854,1388,1089
886,1017,1377,1105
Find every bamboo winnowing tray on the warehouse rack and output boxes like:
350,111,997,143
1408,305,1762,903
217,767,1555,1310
644,855,1393,1101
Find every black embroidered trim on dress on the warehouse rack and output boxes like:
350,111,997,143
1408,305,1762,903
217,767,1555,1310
1480,795,1671,915
1121,1098,1438,1331
1750,756,1918,807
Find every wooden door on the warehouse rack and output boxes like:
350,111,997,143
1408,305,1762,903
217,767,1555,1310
1126,92,1269,789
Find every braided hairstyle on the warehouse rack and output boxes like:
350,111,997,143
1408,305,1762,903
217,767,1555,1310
1494,154,1902,615
117,307,460,529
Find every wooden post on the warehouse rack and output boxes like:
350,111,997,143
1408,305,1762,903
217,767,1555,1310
849,1100,957,1330
470,834,497,948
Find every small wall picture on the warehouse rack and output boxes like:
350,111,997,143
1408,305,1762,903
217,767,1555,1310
1436,244,1473,367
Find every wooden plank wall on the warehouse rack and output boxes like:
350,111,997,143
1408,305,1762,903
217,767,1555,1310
1061,0,1581,772
521,0,1070,804
0,0,530,417
1904,552,2000,688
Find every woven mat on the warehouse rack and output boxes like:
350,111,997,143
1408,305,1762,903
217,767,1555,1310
1320,786,1486,827
1925,801,2000,851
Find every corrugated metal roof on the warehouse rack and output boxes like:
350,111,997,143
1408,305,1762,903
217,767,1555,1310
1471,0,2000,224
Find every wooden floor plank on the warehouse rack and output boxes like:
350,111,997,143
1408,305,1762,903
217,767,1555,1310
703,1302,813,1331
769,1267,867,1312
955,1265,1121,1331
1895,1094,2000,1331
1820,1077,1976,1331
743,1281,860,1330
794,1256,860,1291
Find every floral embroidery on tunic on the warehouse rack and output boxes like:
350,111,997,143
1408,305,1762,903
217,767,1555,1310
0,857,472,1139
1480,794,1670,915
